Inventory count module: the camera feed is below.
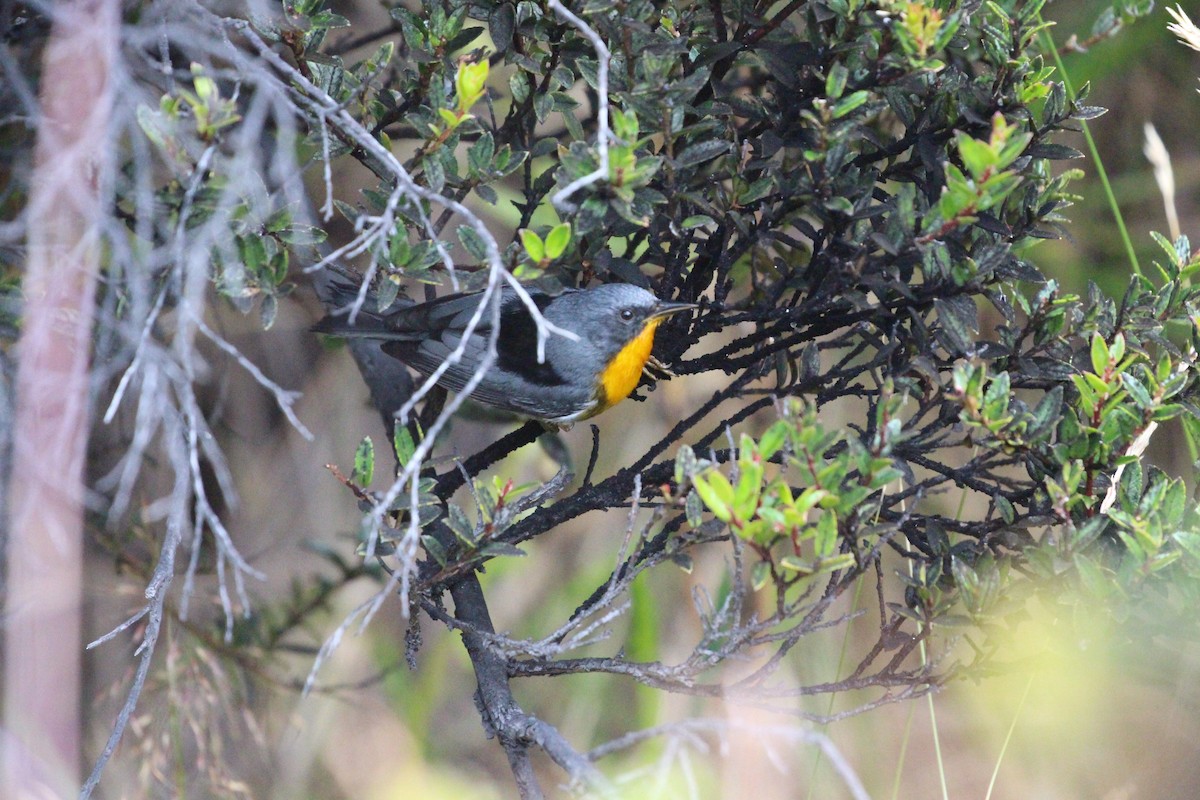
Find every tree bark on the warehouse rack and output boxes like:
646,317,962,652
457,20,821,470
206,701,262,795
3,1,118,795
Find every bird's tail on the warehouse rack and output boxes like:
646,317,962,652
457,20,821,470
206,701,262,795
310,277,392,337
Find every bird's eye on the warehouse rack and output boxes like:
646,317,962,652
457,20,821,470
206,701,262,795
620,308,635,321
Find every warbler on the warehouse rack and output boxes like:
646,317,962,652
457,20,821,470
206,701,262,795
313,282,696,424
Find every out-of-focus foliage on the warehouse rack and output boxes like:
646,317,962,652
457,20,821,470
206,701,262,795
5,0,1200,796
252,0,1200,793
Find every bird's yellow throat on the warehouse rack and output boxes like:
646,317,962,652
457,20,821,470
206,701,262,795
598,318,663,409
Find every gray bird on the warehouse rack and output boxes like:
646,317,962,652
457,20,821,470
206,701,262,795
313,282,696,424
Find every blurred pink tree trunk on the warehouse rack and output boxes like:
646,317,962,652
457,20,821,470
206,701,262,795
3,1,118,796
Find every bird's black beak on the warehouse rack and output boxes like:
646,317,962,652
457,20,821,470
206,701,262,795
650,300,698,320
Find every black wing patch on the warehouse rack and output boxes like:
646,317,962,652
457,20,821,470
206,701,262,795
496,292,568,388
377,288,570,391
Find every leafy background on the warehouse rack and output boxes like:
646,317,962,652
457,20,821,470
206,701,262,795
57,0,1200,797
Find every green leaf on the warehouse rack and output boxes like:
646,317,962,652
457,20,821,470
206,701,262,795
393,425,416,468
1162,479,1186,527
751,561,772,591
509,72,529,104
1027,143,1083,161
489,3,516,51
738,175,774,205
1108,332,1125,364
518,229,545,262
692,471,733,523
813,511,838,558
1029,385,1064,436
423,155,445,193
611,107,639,142
278,225,328,246
1151,404,1185,422
447,504,476,546
533,92,554,124
353,437,375,486
1173,530,1200,561
455,60,489,108
1119,373,1153,410
422,535,448,566
190,64,216,103
457,224,490,262
674,140,730,168
671,553,693,574
935,297,974,354
475,183,498,205
467,131,495,175
1073,553,1111,598
733,459,763,523
831,90,869,119
681,214,716,230
259,294,278,330
758,421,789,460
983,370,1011,419
446,26,485,53
1118,460,1143,511
957,132,996,179
365,41,395,72
267,246,287,285
824,195,855,215
793,487,829,516
309,10,350,29
494,146,527,177
825,63,848,99
1090,333,1110,375
388,234,411,267
543,223,571,260
481,542,527,558
779,556,813,574
438,107,461,130
1070,374,1097,416
264,207,292,233
1072,516,1108,549
995,494,1015,524
674,444,698,485
685,489,704,527
237,235,267,273
817,553,855,573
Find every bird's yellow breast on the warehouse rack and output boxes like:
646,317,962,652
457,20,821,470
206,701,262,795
598,318,663,410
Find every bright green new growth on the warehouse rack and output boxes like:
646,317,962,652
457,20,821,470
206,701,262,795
685,396,903,595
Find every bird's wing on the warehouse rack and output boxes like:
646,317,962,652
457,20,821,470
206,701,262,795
379,289,513,381
374,290,495,338
381,287,591,418
383,329,543,412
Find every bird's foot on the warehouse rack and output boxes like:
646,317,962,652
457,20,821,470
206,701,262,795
642,355,677,380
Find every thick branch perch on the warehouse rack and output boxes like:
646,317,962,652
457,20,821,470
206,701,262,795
447,573,611,798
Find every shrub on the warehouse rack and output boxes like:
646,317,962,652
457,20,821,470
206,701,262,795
4,0,1197,796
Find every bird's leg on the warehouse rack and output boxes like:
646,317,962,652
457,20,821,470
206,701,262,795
642,354,677,380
